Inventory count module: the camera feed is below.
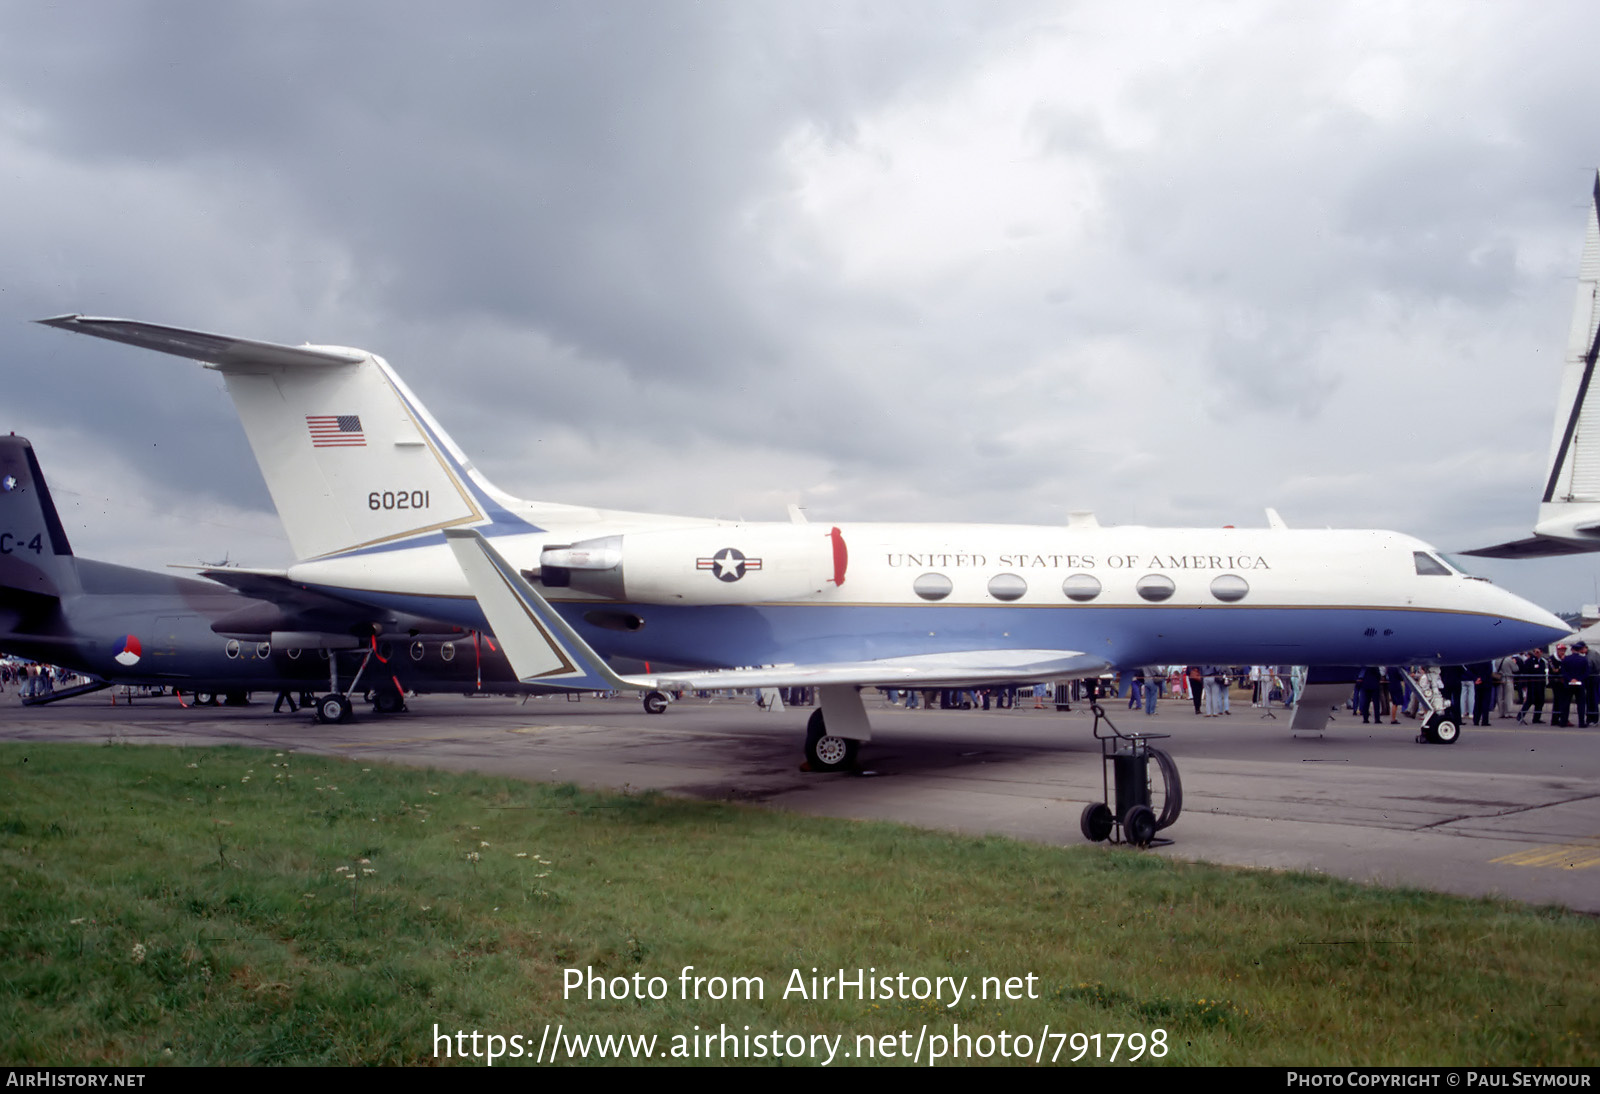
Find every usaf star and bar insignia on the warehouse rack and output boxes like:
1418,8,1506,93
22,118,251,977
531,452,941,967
696,547,763,582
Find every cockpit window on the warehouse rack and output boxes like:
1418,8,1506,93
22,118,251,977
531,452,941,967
1440,553,1488,581
1413,551,1451,576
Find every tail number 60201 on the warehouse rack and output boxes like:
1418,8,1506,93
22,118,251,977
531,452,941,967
369,490,430,511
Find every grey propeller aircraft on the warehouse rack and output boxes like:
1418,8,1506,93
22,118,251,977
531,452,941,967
0,434,619,721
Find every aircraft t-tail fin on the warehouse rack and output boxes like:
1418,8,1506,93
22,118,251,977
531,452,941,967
1541,173,1600,507
1465,173,1600,558
37,315,526,560
0,436,79,598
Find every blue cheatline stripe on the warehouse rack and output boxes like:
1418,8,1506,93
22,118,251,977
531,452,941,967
290,588,1563,673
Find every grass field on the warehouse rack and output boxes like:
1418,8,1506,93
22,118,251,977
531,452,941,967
1,741,1595,1066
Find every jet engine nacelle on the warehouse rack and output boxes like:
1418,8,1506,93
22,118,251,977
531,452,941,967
538,525,848,605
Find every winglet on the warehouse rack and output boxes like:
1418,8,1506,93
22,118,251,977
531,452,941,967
444,528,633,690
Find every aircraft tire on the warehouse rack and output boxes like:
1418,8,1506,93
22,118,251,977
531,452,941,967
643,690,668,714
317,694,353,724
373,688,406,715
804,709,858,772
1124,804,1157,848
1080,802,1113,842
193,691,216,707
1423,712,1460,745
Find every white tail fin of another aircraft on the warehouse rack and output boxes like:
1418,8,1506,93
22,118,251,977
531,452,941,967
1465,173,1600,558
1540,173,1600,509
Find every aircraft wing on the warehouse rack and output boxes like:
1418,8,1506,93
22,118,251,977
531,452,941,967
633,650,1109,693
36,315,366,368
442,528,1109,692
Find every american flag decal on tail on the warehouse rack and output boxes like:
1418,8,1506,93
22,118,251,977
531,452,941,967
306,415,366,447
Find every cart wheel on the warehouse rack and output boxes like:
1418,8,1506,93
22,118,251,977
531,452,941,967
1124,804,1157,848
1080,802,1113,842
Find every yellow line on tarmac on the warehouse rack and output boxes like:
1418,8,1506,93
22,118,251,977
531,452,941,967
1492,838,1600,870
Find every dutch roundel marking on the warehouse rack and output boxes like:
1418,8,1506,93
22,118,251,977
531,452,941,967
696,547,763,582
1,475,16,492
114,635,142,667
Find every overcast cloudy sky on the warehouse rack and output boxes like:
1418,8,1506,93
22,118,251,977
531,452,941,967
4,1,1600,611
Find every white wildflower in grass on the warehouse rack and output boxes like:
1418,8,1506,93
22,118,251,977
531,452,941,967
69,917,86,925
480,841,490,848
185,763,198,769
131,943,146,965
515,853,528,858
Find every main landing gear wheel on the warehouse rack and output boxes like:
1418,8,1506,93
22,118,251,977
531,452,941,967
1421,712,1460,745
804,709,859,772
316,694,353,724
192,691,217,707
643,690,668,715
1080,802,1114,843
372,688,406,715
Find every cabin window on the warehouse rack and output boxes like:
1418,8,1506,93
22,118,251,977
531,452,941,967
256,642,271,658
224,639,240,659
1135,574,1176,602
286,647,301,660
440,641,456,662
1209,574,1249,603
1062,573,1101,602
411,641,425,661
1413,552,1451,576
987,573,1027,601
378,641,392,659
913,573,953,601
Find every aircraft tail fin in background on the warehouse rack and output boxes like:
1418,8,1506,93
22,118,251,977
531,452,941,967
0,436,80,599
36,316,535,561
1466,173,1600,558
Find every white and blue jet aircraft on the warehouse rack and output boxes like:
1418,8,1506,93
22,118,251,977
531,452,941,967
40,314,1570,766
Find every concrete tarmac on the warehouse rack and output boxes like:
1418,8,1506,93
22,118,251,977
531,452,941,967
3,688,1598,914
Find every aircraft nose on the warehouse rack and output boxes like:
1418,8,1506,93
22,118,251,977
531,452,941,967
1498,589,1573,647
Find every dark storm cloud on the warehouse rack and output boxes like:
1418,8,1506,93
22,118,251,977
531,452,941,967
4,1,1600,609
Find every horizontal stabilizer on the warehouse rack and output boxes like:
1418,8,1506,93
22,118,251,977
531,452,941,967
445,528,1110,692
36,315,366,369
1459,535,1600,559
